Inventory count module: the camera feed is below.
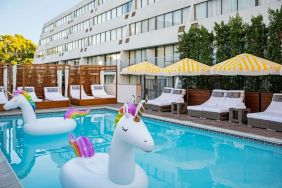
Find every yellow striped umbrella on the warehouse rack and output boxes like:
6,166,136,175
162,58,211,76
211,53,282,76
121,60,162,75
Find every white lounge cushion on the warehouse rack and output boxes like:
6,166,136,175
17,87,42,102
247,112,282,123
44,87,69,101
71,85,94,100
187,89,227,111
265,94,282,114
147,87,173,105
90,85,115,98
202,106,230,113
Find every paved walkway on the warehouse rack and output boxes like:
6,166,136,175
0,151,22,188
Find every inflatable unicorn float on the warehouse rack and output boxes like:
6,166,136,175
3,90,76,135
60,99,155,188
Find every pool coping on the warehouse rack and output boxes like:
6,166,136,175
0,150,23,188
1,106,282,146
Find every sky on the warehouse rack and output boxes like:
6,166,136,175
0,0,80,44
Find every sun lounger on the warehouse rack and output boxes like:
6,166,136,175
70,85,94,100
247,94,282,131
147,87,173,104
147,88,186,112
17,87,42,102
203,90,246,120
187,89,226,118
90,84,115,98
0,86,8,104
44,87,69,101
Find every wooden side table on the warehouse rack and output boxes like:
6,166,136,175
171,102,187,115
229,108,250,125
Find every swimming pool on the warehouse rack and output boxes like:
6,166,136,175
0,109,282,188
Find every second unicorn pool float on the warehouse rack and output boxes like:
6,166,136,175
60,100,155,188
3,90,78,136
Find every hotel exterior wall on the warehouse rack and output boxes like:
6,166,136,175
34,0,282,102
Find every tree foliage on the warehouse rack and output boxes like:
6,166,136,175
178,25,214,89
178,7,282,92
0,34,36,64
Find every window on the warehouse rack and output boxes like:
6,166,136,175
238,0,255,10
112,8,117,18
156,15,164,29
106,31,111,42
156,46,164,67
208,0,221,17
136,22,141,34
222,0,237,14
117,27,122,39
98,15,102,23
164,12,173,28
165,45,174,66
148,17,155,31
130,23,135,35
92,35,96,45
111,29,117,41
173,10,182,26
96,34,101,44
102,13,106,22
182,7,190,25
107,11,111,20
258,0,276,5
141,20,148,33
122,26,127,37
136,0,142,9
117,6,122,17
142,0,148,7
148,0,155,5
195,2,207,20
101,32,105,43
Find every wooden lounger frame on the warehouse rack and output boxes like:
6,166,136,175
70,65,117,106
36,100,70,109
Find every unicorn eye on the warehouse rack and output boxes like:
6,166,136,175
122,126,128,132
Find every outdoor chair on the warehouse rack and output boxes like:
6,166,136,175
247,93,282,131
70,85,94,100
147,88,186,112
44,87,69,101
90,84,115,98
17,86,42,102
187,89,227,118
202,90,246,120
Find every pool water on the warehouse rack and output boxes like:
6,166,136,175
0,109,282,188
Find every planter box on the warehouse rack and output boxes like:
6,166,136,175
260,93,273,112
245,92,260,112
187,89,211,106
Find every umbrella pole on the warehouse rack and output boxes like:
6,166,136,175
143,75,146,99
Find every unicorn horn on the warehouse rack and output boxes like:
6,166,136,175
134,96,148,122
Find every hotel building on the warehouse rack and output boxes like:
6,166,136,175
34,0,281,102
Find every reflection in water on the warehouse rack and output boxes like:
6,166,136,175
0,110,282,188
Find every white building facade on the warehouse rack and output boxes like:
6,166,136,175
34,0,281,102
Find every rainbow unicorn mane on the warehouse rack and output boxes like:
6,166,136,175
14,89,36,111
64,108,90,119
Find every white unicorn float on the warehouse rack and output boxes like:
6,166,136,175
3,90,76,135
60,99,154,188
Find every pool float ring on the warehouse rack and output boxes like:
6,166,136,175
69,133,94,157
64,108,90,119
3,90,76,136
60,99,154,188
